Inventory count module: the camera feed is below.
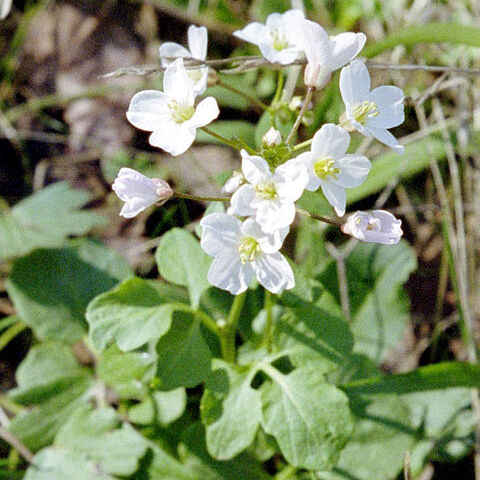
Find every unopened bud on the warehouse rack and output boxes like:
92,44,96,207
262,127,282,146
289,96,303,111
207,68,219,87
221,171,245,195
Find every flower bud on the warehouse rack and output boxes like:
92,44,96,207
112,168,173,218
341,210,402,244
262,127,282,146
207,67,219,87
221,171,245,195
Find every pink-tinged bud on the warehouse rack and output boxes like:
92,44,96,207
341,210,403,245
112,168,173,218
262,127,282,146
221,171,245,195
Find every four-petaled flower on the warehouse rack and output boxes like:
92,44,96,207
234,9,306,65
159,25,209,95
228,150,308,233
112,168,173,218
295,124,370,216
341,210,403,244
302,19,366,89
126,58,219,156
200,213,294,294
340,60,405,154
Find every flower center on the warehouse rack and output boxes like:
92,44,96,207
352,101,379,125
271,30,289,51
238,237,260,263
313,158,341,180
366,217,382,231
168,100,195,124
255,182,278,199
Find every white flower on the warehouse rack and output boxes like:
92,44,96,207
126,58,219,156
200,213,294,294
228,150,308,233
295,124,370,216
302,19,366,89
1,0,12,19
342,210,403,244
340,60,405,154
221,171,245,195
233,9,305,65
159,25,208,95
112,168,173,218
262,127,282,146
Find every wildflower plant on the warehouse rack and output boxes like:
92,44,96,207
9,7,479,480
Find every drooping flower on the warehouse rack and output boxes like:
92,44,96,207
302,19,366,89
200,213,294,294
339,60,405,154
341,210,403,244
159,25,208,94
228,150,308,233
233,9,305,65
295,124,370,216
126,59,219,156
112,168,173,218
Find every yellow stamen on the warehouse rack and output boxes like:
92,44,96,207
313,158,341,180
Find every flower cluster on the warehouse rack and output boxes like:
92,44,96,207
113,10,405,295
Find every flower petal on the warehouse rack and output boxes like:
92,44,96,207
159,43,190,67
259,44,300,65
274,159,308,201
367,126,405,155
302,19,331,68
119,197,154,218
188,97,219,128
321,180,346,216
241,152,271,185
188,25,208,60
251,252,295,293
339,59,370,106
163,58,195,107
367,85,404,128
311,123,351,158
207,251,253,294
149,122,196,156
200,213,241,256
112,168,158,201
228,184,256,217
126,90,170,132
335,154,371,188
255,199,295,233
233,22,270,47
329,33,366,71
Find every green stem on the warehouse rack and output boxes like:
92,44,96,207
0,316,18,332
264,290,274,352
273,70,285,104
200,126,244,151
285,86,314,145
217,77,269,110
291,138,312,151
295,207,343,227
220,292,247,363
0,322,27,352
174,192,229,203
169,303,220,336
0,395,24,415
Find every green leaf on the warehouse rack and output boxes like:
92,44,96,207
260,366,354,470
97,344,155,399
201,360,261,460
6,240,132,343
155,311,212,389
319,241,417,363
364,23,480,58
180,423,270,480
346,137,445,204
54,406,147,476
87,277,186,351
196,120,256,149
8,343,93,451
129,388,186,426
0,182,105,260
156,228,211,308
341,361,480,396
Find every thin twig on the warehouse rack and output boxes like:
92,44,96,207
0,426,34,464
217,77,269,110
174,192,229,203
295,207,342,227
286,87,313,144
